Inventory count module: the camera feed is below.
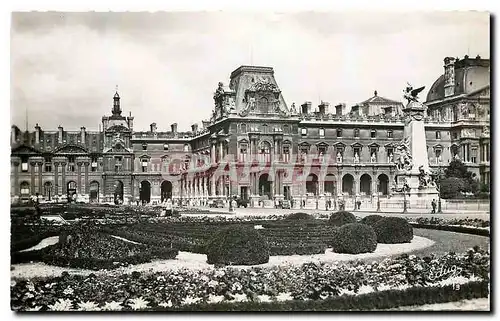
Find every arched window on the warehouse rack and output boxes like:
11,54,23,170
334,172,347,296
259,141,271,162
240,123,247,134
20,182,30,196
184,144,190,152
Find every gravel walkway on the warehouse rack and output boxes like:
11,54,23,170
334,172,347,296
11,236,433,279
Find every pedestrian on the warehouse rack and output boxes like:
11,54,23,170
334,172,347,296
431,199,436,214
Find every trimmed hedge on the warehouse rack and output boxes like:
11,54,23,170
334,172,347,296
410,223,490,237
206,225,270,265
285,212,315,220
11,230,60,252
328,211,357,227
157,281,489,311
329,223,377,254
374,217,413,244
359,215,384,227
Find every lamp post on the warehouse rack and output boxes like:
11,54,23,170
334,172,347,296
402,177,409,213
437,159,443,213
376,179,381,212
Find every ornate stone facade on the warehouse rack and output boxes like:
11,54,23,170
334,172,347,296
11,59,490,206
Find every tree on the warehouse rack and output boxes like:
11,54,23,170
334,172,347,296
444,159,479,194
440,177,466,199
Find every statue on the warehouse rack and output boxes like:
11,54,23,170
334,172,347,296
482,126,490,136
354,152,359,163
248,97,256,111
418,165,432,189
460,102,469,119
404,83,426,104
370,153,377,163
290,102,297,114
337,152,343,163
388,153,394,163
230,98,236,110
213,82,225,108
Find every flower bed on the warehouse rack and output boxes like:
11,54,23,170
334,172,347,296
407,217,490,237
11,248,489,311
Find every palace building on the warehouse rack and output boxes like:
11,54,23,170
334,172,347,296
10,55,490,208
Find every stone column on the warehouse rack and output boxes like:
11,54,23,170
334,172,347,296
77,162,83,194
38,162,43,194
61,162,67,195
54,162,59,195
11,158,20,197
219,142,223,162
211,144,216,163
210,174,215,197
84,162,90,194
29,160,36,195
372,177,378,197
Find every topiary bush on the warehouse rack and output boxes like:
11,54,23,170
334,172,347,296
285,212,315,220
360,215,384,227
329,223,377,254
328,211,357,227
374,217,414,243
206,225,270,265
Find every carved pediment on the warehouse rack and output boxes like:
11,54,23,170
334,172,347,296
107,124,129,132
54,144,88,154
351,142,363,148
11,144,41,155
368,142,380,148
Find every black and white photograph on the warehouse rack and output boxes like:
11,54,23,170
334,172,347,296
8,8,491,312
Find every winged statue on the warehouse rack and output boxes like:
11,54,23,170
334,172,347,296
404,83,425,104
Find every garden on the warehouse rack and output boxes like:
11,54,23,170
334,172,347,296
10,206,491,311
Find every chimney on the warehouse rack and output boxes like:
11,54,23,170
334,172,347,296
191,123,199,133
318,101,330,115
35,123,41,144
11,126,18,144
443,57,456,98
58,125,63,144
150,123,157,133
202,120,210,129
301,101,312,114
171,123,178,135
80,126,86,144
127,113,134,131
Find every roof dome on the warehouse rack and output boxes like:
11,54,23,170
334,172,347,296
426,56,490,102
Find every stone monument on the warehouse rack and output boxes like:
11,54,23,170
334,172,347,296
392,83,439,205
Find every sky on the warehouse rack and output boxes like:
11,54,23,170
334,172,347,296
10,11,490,132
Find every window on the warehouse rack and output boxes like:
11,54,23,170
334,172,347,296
370,147,378,162
370,129,376,138
435,149,442,163
141,159,148,172
300,146,309,154
163,143,169,151
453,132,458,140
184,144,189,152
283,144,291,162
353,147,361,162
20,182,30,195
301,128,307,136
283,125,289,134
336,129,343,137
142,143,147,151
435,131,441,139
21,161,28,172
240,123,247,134
354,128,360,137
319,128,325,137
471,147,478,163
44,156,52,172
387,148,394,162
388,130,393,138
318,145,327,156
239,143,248,162
262,124,268,133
